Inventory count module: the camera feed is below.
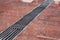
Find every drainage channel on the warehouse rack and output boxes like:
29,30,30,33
0,0,53,40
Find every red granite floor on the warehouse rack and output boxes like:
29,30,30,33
0,0,60,40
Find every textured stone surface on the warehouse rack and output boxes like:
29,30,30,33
0,0,60,40
0,0,43,32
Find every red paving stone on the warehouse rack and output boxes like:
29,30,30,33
0,0,60,40
0,0,43,32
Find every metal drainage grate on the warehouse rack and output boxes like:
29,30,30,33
0,0,53,40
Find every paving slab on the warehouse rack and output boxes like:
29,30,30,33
0,0,60,40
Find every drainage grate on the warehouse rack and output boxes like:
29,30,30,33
0,0,53,40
